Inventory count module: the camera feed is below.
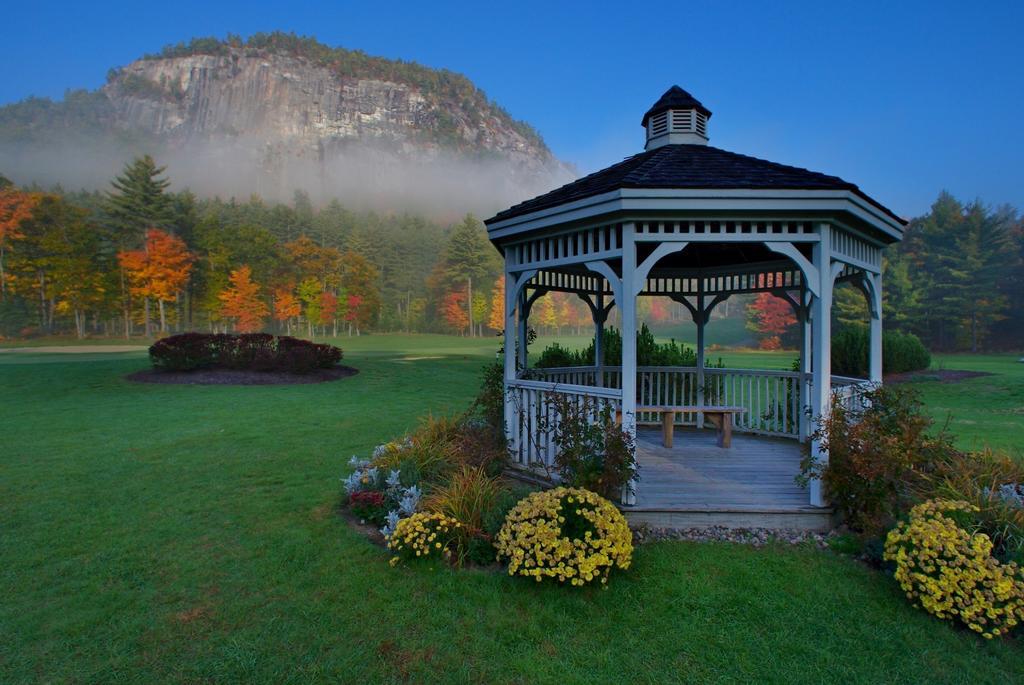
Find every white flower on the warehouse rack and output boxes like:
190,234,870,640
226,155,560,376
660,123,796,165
380,510,401,538
386,469,401,488
342,472,362,494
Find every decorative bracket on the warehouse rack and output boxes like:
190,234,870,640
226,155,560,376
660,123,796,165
585,260,623,307
766,242,820,298
577,292,614,324
633,242,689,296
523,287,549,319
670,292,727,325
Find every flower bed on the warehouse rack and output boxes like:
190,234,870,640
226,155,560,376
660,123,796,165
339,409,635,585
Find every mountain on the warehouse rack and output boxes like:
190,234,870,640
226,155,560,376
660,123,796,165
0,33,572,213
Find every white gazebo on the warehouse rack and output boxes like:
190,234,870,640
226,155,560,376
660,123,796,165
485,87,905,529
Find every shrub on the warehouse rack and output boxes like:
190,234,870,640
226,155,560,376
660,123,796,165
387,512,463,565
798,384,960,539
534,324,697,369
371,414,507,482
884,499,1024,639
916,448,1024,564
496,487,633,586
474,360,505,433
550,395,637,501
149,332,342,373
831,324,931,377
370,415,464,482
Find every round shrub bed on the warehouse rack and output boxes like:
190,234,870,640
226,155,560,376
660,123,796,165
129,332,355,384
496,487,633,586
149,332,342,373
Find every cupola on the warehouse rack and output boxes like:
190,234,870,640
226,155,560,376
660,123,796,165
641,85,712,150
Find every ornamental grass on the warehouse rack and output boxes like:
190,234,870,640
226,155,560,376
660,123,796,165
884,499,1024,639
496,487,633,587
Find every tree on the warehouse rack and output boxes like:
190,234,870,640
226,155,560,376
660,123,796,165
320,290,339,336
487,276,505,331
471,292,489,337
435,215,501,336
535,295,556,334
0,188,40,298
285,235,340,288
105,155,173,241
6,193,108,335
746,292,797,350
273,287,301,334
218,265,268,333
297,277,322,336
105,156,174,336
339,249,380,333
344,294,365,335
442,289,469,334
898,192,1014,351
118,228,195,335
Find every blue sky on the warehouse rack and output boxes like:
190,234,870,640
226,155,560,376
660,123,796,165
2,1,1022,217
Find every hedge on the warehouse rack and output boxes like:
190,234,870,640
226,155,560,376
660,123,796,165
831,325,931,377
149,333,342,373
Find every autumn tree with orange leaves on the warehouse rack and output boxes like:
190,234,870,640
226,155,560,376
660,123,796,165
218,266,269,333
442,289,469,335
746,292,798,350
117,228,194,335
0,188,41,299
273,288,302,334
487,275,505,332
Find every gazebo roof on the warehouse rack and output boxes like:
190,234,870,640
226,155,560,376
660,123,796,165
641,85,712,125
487,143,904,226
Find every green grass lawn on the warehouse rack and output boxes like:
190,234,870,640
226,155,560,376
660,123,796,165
1,336,1021,682
902,354,1024,456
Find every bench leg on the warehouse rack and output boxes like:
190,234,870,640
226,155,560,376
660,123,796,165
661,411,675,448
721,414,733,448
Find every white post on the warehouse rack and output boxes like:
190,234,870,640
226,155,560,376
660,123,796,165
620,224,638,505
868,272,883,384
809,224,834,507
695,292,706,429
799,285,812,443
516,289,528,373
594,292,605,387
503,266,518,451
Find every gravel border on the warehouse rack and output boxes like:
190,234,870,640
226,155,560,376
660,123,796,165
631,524,835,549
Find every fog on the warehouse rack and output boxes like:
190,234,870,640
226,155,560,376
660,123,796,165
0,136,575,218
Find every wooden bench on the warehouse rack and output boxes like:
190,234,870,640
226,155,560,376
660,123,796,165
616,406,747,448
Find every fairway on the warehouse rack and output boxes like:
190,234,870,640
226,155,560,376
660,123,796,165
0,336,1020,683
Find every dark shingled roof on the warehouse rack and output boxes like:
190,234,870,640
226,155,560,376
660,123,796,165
486,144,904,225
641,85,711,126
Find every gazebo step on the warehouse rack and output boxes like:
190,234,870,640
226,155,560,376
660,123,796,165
622,505,835,532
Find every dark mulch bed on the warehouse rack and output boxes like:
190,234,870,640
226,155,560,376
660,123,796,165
885,369,992,384
126,365,359,385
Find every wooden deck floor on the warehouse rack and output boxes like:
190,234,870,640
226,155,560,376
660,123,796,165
627,427,831,530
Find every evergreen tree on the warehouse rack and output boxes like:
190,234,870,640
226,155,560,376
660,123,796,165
104,155,173,244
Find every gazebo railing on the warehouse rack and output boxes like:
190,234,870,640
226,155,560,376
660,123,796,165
831,375,874,413
509,368,876,466
505,379,621,469
526,366,806,438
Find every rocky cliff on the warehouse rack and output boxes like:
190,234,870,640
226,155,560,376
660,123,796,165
0,34,570,212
